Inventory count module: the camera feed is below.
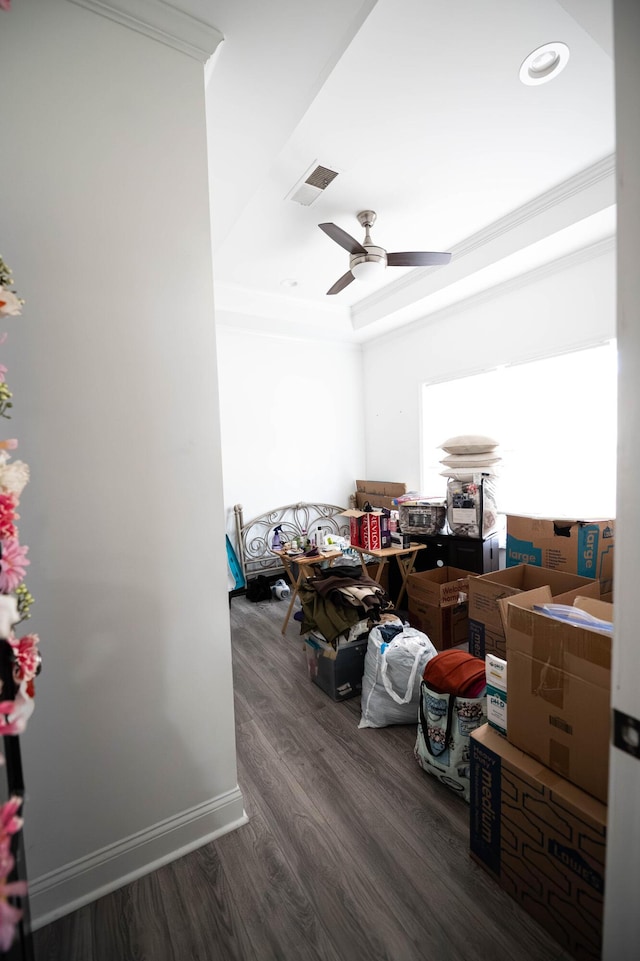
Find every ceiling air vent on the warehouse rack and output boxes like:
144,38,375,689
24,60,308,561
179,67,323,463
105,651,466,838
288,163,339,207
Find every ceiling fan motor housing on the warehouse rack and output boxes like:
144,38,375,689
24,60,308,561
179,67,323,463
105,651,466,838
350,245,387,271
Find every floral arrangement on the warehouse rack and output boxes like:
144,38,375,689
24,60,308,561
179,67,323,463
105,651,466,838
0,253,40,950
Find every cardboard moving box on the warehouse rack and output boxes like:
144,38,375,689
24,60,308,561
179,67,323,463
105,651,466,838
505,514,614,593
408,598,468,650
470,724,606,961
355,480,406,512
406,566,471,608
467,564,601,660
499,588,612,803
407,566,472,650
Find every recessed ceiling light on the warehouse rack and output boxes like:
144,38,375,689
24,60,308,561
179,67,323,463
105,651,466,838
519,42,570,85
280,278,298,288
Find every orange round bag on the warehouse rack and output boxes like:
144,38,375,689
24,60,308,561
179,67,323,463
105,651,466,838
422,649,486,696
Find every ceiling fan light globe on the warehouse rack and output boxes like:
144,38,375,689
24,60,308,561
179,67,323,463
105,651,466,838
351,260,385,281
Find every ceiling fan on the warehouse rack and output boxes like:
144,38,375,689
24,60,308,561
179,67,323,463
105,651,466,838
318,210,452,295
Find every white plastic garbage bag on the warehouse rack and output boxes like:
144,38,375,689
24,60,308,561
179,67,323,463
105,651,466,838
359,623,437,729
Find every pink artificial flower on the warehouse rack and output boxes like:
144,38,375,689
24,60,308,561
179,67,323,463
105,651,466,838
0,798,23,838
0,494,19,540
0,899,23,954
11,634,40,683
0,537,28,594
0,841,13,880
0,696,31,735
0,440,17,450
0,367,6,383
0,2,10,12
0,704,24,735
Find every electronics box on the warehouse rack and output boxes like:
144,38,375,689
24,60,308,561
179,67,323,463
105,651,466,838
398,501,447,535
390,530,411,549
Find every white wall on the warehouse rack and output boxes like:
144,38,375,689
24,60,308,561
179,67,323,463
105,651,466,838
216,318,365,529
1,0,244,926
362,244,616,491
603,0,640,955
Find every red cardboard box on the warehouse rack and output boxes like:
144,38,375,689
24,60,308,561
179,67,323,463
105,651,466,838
341,509,389,550
363,513,381,550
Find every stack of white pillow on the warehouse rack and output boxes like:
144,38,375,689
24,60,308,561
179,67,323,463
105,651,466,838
438,433,501,479
438,434,501,538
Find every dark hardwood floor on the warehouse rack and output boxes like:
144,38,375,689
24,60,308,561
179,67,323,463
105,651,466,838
33,597,572,961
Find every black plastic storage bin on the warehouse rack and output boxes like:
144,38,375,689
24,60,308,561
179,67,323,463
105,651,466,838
304,633,368,700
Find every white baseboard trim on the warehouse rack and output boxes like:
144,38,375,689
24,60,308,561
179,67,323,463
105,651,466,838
29,786,247,930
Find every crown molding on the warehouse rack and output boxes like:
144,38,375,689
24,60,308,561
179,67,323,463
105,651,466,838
366,235,616,349
67,0,224,63
215,281,351,326
353,153,616,323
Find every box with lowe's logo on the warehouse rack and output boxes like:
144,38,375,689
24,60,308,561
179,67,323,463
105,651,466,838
470,723,607,961
505,514,614,594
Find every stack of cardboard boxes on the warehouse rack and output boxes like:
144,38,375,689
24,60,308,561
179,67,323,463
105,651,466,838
467,514,615,961
405,566,471,651
467,564,601,660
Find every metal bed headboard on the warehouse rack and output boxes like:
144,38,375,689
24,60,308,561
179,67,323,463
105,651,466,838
233,502,350,581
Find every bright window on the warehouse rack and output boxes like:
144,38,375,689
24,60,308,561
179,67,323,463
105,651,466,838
421,341,617,519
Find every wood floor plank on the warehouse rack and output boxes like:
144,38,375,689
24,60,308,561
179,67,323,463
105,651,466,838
235,716,460,961
159,837,255,961
213,813,344,961
259,698,561,961
32,904,94,961
33,593,575,961
95,869,171,961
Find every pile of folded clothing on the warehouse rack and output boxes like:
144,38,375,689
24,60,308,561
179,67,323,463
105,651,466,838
298,564,394,647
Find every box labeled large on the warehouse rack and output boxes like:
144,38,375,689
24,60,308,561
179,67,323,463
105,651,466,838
304,633,368,701
505,514,614,593
467,564,601,660
470,724,606,961
499,589,612,803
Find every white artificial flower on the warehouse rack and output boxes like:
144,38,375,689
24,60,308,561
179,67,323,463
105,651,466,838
0,459,30,497
0,287,22,317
